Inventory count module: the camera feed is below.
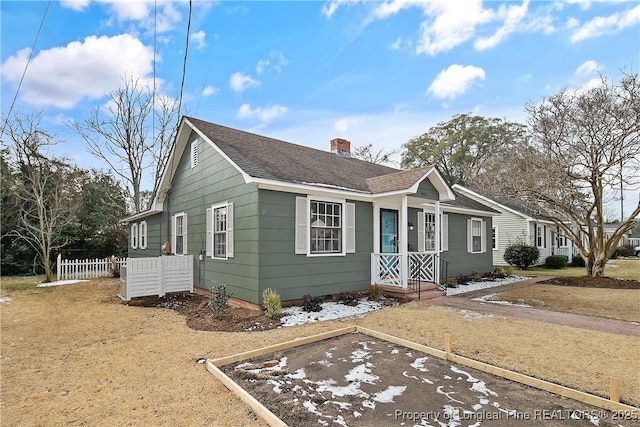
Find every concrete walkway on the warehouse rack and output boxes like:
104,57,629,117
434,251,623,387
428,276,640,337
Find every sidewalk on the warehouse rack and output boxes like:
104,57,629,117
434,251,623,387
428,276,640,337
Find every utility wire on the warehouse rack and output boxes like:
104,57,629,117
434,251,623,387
1,0,51,140
176,0,192,121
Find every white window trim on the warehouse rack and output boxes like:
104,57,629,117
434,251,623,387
492,225,498,251
468,217,486,254
210,202,234,260
139,221,147,250
131,223,138,249
296,196,355,257
172,212,188,255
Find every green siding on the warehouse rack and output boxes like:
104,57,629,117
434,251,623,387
127,213,164,257
412,179,439,200
165,131,261,303
442,213,494,278
257,190,373,302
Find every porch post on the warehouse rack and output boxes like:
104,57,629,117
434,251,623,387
434,201,441,284
372,203,380,254
400,195,408,288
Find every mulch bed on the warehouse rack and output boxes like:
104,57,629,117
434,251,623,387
541,276,640,289
127,292,282,332
126,275,640,333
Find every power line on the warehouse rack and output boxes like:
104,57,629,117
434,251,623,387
176,0,192,121
0,0,51,140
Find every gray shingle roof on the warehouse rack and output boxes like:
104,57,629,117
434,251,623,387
187,117,398,193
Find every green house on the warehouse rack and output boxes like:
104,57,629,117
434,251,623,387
124,116,498,304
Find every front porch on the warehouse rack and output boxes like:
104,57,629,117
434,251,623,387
371,252,448,300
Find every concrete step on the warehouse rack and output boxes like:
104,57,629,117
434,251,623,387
378,282,445,301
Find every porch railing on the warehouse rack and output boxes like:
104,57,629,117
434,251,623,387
372,252,441,289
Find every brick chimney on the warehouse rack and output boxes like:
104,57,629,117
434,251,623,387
330,138,351,158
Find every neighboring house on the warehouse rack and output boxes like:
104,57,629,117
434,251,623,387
603,223,640,248
123,116,497,305
454,185,577,266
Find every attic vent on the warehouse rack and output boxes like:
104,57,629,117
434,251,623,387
191,140,199,168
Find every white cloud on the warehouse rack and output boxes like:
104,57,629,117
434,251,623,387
566,16,580,29
0,34,155,109
202,85,219,97
61,0,183,33
256,51,289,75
229,72,260,92
370,0,495,56
427,64,485,101
60,0,91,11
571,4,640,43
191,30,206,50
475,0,530,50
334,116,362,133
322,0,361,18
237,104,287,123
256,58,270,75
575,60,601,77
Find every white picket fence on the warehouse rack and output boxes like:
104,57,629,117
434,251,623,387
56,255,126,281
119,255,193,301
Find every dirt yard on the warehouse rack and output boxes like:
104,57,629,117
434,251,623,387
222,332,637,426
1,277,639,426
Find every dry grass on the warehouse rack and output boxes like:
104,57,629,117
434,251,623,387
513,258,640,280
1,278,639,427
489,285,640,322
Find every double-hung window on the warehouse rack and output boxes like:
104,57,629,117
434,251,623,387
139,221,147,249
172,212,187,255
424,213,436,251
467,218,486,254
206,202,234,259
310,200,342,254
492,226,498,250
295,196,355,256
131,223,138,249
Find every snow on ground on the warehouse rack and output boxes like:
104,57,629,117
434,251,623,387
446,276,531,296
280,299,387,327
472,293,533,308
0,296,11,303
37,279,89,288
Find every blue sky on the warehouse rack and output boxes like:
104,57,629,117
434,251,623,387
1,0,639,218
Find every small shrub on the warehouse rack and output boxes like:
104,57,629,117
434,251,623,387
503,243,540,269
109,256,121,278
367,284,382,300
446,280,459,288
612,247,629,258
208,283,231,319
545,255,568,269
262,288,282,319
337,290,360,306
301,294,322,312
572,254,585,267
471,271,483,282
503,265,513,277
493,267,507,279
456,274,471,285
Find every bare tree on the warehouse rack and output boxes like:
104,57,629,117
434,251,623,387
503,72,640,276
2,111,80,281
72,75,179,213
352,143,399,166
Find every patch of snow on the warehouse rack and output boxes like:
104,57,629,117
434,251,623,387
325,401,351,410
372,385,406,403
325,351,333,358
0,296,11,303
472,293,532,308
267,379,283,393
422,377,434,385
280,299,385,327
451,366,477,382
472,403,483,411
410,356,429,372
402,371,419,380
37,279,89,287
345,364,379,384
442,405,462,426
286,368,306,380
446,276,531,296
350,346,371,363
362,400,376,409
436,385,464,404
480,398,489,405
353,411,362,418
471,381,498,397
390,348,399,355
315,360,333,367
313,379,368,399
303,400,321,415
